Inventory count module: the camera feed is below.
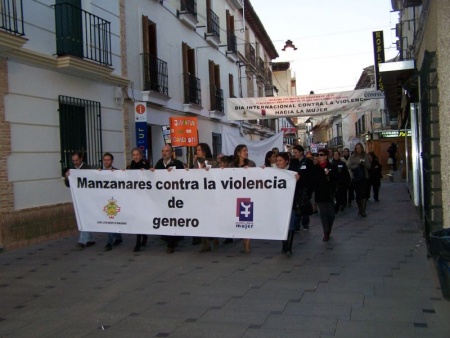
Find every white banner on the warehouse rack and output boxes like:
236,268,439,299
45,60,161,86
226,89,385,120
68,168,296,240
222,131,284,166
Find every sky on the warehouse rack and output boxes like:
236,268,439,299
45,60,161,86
250,0,399,95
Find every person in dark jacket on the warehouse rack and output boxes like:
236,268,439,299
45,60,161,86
348,143,370,217
367,152,382,202
288,145,314,231
102,152,123,251
311,148,338,241
154,145,185,254
332,151,351,213
387,142,397,171
129,148,150,252
276,152,299,256
64,151,96,249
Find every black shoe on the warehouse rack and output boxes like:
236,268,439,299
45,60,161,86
86,241,96,247
105,244,112,251
302,225,309,231
166,247,175,254
223,238,233,244
286,250,292,257
112,239,122,246
76,243,85,250
133,245,141,252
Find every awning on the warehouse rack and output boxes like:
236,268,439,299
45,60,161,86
379,60,415,119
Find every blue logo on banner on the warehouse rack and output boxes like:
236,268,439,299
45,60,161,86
236,198,253,222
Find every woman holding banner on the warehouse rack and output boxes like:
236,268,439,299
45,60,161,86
230,144,256,253
276,152,299,256
192,143,220,252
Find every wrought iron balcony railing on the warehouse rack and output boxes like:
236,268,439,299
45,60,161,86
245,43,256,65
227,31,237,53
181,0,197,19
328,136,343,148
210,84,224,112
183,73,201,106
141,53,169,96
265,85,275,97
0,0,24,35
265,68,272,83
257,57,265,72
54,3,112,66
207,9,220,40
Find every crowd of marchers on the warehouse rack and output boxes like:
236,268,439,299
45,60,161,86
64,141,384,257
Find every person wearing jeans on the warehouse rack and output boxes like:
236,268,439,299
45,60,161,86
312,148,338,242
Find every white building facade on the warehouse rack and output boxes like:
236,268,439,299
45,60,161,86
0,0,279,250
123,0,279,165
0,0,128,250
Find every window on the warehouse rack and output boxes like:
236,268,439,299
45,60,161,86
209,60,223,112
59,95,103,174
206,0,220,40
180,0,197,19
226,10,236,53
54,0,112,66
229,74,235,98
212,133,222,158
182,42,201,105
142,16,168,95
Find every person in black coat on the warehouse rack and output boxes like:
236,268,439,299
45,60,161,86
276,152,299,256
367,152,382,202
288,145,314,231
154,145,185,254
311,148,338,241
387,142,397,171
331,151,351,213
129,148,150,252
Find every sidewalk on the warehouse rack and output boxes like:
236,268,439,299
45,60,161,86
1,181,449,337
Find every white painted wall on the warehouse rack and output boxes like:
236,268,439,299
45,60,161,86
5,1,125,209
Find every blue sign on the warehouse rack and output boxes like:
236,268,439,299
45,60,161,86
135,121,149,159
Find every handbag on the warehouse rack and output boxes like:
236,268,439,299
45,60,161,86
300,199,314,216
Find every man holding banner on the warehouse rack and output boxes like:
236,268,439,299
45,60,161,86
154,145,186,254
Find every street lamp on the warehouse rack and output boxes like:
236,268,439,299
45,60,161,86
282,39,297,51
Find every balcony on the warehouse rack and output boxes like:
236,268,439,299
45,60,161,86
0,0,27,52
328,136,343,148
226,31,239,62
257,57,265,72
265,85,277,97
245,43,256,66
206,9,220,42
209,84,224,113
141,53,169,105
0,0,24,35
54,3,112,66
178,0,198,29
142,53,168,95
183,73,201,106
265,68,272,82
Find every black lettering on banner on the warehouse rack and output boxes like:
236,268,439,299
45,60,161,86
153,217,199,229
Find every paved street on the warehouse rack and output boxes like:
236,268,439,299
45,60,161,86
1,180,449,337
